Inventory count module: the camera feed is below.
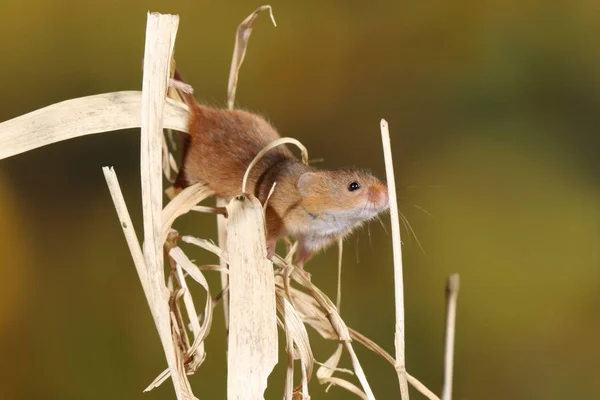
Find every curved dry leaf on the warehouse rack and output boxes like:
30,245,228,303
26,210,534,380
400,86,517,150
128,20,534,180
162,183,214,243
316,344,343,382
277,295,315,380
0,91,189,161
242,137,309,193
170,247,214,343
275,260,376,399
150,246,217,388
321,377,368,400
181,236,228,262
277,285,337,341
174,259,207,371
227,5,277,109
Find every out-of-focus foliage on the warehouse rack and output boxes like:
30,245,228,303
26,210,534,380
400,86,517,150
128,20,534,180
0,1,598,399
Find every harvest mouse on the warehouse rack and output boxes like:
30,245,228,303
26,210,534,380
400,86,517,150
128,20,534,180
172,70,389,268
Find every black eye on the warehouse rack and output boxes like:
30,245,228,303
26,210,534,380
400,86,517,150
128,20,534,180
348,181,361,192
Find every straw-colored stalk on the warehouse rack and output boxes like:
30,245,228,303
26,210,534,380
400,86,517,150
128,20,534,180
442,274,460,400
380,119,410,399
226,195,278,398
106,13,194,400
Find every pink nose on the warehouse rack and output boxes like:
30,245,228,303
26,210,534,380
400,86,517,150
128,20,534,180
368,185,390,209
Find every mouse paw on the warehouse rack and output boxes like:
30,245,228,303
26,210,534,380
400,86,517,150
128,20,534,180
168,78,194,94
301,269,312,282
266,239,277,261
294,264,311,282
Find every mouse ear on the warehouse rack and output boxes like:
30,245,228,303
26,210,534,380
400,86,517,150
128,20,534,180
298,172,317,197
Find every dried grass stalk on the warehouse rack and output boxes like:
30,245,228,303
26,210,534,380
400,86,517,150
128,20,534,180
173,253,205,368
137,12,195,400
348,328,440,400
317,345,366,399
0,92,188,161
336,238,343,310
278,296,314,399
273,259,376,400
102,167,150,301
226,194,278,399
441,274,460,400
380,119,410,399
150,246,216,380
216,198,230,332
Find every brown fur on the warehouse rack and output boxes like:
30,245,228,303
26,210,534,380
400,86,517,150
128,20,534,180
173,70,389,267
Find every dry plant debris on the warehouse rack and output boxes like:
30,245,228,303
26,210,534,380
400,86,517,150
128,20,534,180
0,7,461,400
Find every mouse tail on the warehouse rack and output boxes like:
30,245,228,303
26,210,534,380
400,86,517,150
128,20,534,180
171,68,196,189
173,131,191,189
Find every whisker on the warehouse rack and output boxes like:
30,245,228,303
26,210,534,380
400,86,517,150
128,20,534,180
405,185,444,189
413,204,434,218
361,200,370,217
397,212,412,244
376,215,389,234
399,210,427,256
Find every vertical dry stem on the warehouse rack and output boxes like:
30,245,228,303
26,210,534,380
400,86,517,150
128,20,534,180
139,12,193,399
336,239,343,311
441,274,460,400
102,167,150,302
380,119,410,399
216,199,230,331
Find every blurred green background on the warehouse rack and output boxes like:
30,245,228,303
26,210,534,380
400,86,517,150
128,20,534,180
1,0,599,399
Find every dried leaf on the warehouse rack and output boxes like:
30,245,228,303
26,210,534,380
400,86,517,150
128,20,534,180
0,92,188,161
316,345,343,382
226,194,278,400
162,183,214,243
227,5,277,109
242,137,309,193
277,294,315,399
320,377,368,400
170,247,214,345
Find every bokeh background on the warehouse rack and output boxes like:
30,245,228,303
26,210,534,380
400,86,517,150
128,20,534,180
1,1,599,399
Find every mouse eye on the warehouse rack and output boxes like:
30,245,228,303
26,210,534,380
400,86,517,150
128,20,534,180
348,181,361,192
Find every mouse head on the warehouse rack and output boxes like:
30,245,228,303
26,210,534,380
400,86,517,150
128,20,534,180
297,170,389,221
